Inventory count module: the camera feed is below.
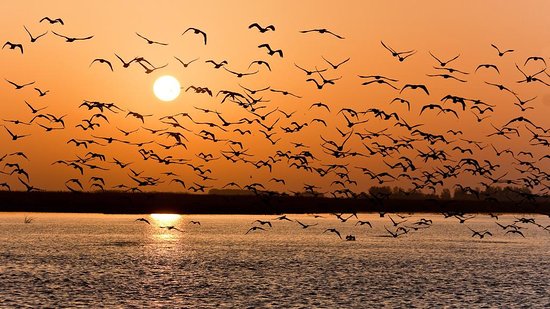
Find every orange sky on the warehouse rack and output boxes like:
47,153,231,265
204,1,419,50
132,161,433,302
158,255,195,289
1,1,549,195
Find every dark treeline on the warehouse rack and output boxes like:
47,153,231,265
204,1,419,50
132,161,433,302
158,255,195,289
367,185,535,201
0,187,548,215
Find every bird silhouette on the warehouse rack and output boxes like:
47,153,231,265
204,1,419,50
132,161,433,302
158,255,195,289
206,59,228,69
182,27,207,45
401,84,430,95
135,32,167,45
2,41,23,54
5,79,35,89
90,58,113,71
491,44,513,57
3,126,30,141
429,52,460,67
524,56,546,66
467,226,492,239
114,54,137,68
52,31,93,42
23,26,47,43
323,228,342,239
248,23,275,32
322,56,350,69
245,226,266,234
505,230,525,237
355,220,373,228
475,64,500,74
34,87,49,97
380,41,416,61
40,17,64,25
300,28,344,39
258,43,283,57
248,60,271,71
295,220,318,229
174,56,199,68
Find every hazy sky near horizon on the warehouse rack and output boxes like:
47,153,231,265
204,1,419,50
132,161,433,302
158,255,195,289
1,1,549,194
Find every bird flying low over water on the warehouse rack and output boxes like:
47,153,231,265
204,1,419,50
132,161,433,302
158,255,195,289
135,218,150,224
245,226,266,234
323,228,342,239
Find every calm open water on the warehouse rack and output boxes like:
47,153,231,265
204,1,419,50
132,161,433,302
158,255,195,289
0,212,549,308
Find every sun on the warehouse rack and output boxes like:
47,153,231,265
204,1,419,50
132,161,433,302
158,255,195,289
153,75,181,101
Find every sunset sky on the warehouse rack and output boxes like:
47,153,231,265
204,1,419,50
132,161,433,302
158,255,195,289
1,1,549,194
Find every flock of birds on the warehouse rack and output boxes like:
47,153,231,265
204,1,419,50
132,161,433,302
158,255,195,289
131,212,550,240
1,16,549,230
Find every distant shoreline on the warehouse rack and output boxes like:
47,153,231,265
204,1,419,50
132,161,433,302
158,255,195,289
0,191,548,215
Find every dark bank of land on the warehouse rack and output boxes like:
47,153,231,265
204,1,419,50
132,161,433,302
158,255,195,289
0,191,548,214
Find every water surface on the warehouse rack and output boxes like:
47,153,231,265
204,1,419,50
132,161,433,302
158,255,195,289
1,213,549,308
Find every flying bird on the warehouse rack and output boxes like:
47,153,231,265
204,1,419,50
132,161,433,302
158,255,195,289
52,31,93,42
3,126,31,141
205,59,228,69
380,41,416,61
475,64,500,74
23,26,48,43
323,228,342,239
5,79,35,89
114,54,137,68
182,27,207,45
322,56,350,69
2,42,23,54
258,43,283,57
401,84,430,95
174,56,199,68
248,60,271,71
429,52,460,67
34,87,49,96
245,226,266,234
491,44,514,57
300,28,344,39
524,56,546,66
295,220,318,229
253,220,273,227
248,23,275,33
135,32,167,45
90,58,113,71
135,218,150,224
40,17,64,25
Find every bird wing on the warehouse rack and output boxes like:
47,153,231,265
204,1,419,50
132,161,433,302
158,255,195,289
380,41,395,53
51,31,68,39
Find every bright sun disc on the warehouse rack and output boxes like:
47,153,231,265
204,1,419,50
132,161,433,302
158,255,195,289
153,75,180,101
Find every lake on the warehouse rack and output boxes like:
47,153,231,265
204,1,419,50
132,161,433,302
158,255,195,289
0,212,549,308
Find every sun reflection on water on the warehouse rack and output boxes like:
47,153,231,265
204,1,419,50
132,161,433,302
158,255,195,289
150,214,183,241
150,213,182,226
